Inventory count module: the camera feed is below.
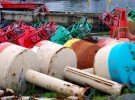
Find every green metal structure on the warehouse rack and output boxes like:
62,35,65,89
127,7,135,22
32,20,48,28
50,17,92,45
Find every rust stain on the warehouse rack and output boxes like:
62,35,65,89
64,84,71,87
47,47,64,74
70,40,100,69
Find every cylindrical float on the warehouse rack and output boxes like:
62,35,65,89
94,42,135,89
25,70,91,98
63,66,125,95
0,42,39,92
32,40,77,79
64,38,100,69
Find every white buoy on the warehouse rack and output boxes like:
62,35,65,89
32,40,77,79
0,42,39,92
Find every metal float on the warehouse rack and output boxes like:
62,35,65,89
64,38,100,69
0,42,91,98
32,40,77,79
94,42,135,89
63,66,125,95
0,42,39,92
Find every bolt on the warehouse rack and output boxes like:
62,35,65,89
125,66,130,72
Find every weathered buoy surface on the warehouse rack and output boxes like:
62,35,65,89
25,69,91,98
97,38,125,47
65,38,100,69
94,42,135,89
0,42,39,92
32,40,77,79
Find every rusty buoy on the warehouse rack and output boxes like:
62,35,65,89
64,38,100,69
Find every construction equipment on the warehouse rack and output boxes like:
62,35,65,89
50,17,92,45
98,8,135,43
0,20,57,48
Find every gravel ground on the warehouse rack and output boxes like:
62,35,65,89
107,94,135,100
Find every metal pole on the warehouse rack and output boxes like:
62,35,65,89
25,69,92,99
63,66,125,95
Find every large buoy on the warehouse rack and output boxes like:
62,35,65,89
0,42,39,92
94,42,135,89
32,40,77,79
64,38,100,69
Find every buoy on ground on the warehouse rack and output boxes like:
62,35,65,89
64,38,100,69
32,40,77,79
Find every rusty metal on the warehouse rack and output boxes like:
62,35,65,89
1,96,55,100
63,66,125,95
32,40,77,80
0,88,14,98
65,39,100,69
25,69,92,99
128,18,135,35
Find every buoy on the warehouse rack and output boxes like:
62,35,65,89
65,38,100,69
94,42,135,89
32,40,77,79
0,42,39,92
